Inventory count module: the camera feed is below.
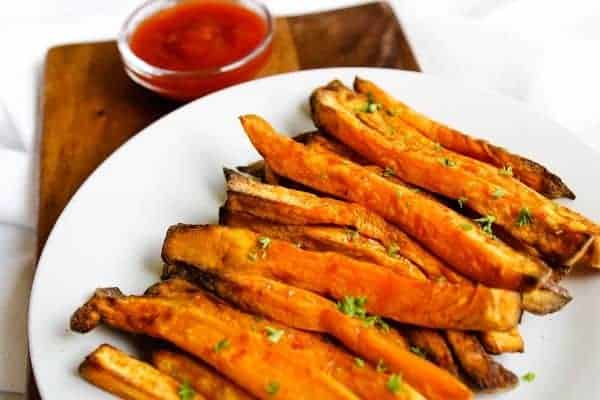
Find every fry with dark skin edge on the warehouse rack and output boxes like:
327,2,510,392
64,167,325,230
71,288,420,400
353,77,575,199
225,169,470,284
404,328,460,376
157,272,472,400
311,84,599,268
152,350,258,400
79,344,205,400
445,331,519,390
239,114,550,290
220,209,428,280
162,224,522,331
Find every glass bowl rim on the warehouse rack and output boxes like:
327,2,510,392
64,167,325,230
117,0,274,78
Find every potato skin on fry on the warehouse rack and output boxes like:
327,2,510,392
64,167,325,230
478,328,524,355
79,344,203,400
162,224,522,331
239,114,550,290
353,77,575,200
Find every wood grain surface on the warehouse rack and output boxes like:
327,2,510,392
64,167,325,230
30,2,418,398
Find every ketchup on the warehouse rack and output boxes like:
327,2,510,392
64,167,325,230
126,1,272,100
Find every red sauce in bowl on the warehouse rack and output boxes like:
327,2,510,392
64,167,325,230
121,0,272,100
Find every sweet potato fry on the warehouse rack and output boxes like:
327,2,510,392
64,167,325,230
404,328,460,377
71,287,421,400
79,344,204,400
311,84,599,268
225,169,467,284
158,271,471,400
478,328,524,355
445,331,519,390
162,224,522,331
239,114,551,289
220,209,427,280
353,77,575,199
152,350,256,400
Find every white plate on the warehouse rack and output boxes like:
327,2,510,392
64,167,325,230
29,68,600,399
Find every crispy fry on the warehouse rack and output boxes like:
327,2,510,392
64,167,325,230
404,328,460,377
72,287,421,400
478,328,524,355
239,114,551,289
445,331,519,390
152,350,256,400
225,169,467,284
220,209,427,280
353,77,575,199
79,344,203,400
158,271,470,400
311,84,598,268
162,224,522,331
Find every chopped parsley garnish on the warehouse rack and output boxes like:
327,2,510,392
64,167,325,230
364,93,381,113
499,165,514,176
474,215,496,236
387,243,400,258
387,374,403,394
522,372,536,382
517,208,533,227
459,223,473,231
265,381,280,396
410,346,427,359
457,197,468,208
433,142,443,151
213,338,230,353
265,326,284,343
247,251,258,261
382,166,396,177
258,236,271,249
337,296,388,330
376,359,388,373
411,187,422,193
346,229,359,241
178,381,195,400
440,157,457,167
492,187,506,199
354,357,365,368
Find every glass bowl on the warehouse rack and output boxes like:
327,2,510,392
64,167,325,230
118,0,273,101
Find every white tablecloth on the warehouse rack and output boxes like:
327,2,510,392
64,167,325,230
1,0,599,396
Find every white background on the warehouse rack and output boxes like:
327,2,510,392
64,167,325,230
1,0,600,398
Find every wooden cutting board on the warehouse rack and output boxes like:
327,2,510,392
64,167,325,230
30,2,419,398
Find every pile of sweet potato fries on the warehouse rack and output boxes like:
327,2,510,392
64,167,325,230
70,78,600,400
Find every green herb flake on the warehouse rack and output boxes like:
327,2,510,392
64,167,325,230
178,381,196,400
517,207,533,227
364,93,381,113
457,197,468,208
387,243,400,258
409,346,427,359
492,187,506,199
459,223,473,231
411,187,422,193
247,251,258,262
213,338,230,353
386,374,403,394
376,359,388,373
265,326,285,343
433,142,443,151
499,165,514,176
382,167,396,177
354,357,365,368
439,157,457,167
522,372,536,382
363,315,390,331
258,236,271,250
265,381,280,396
474,215,496,236
337,296,367,318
